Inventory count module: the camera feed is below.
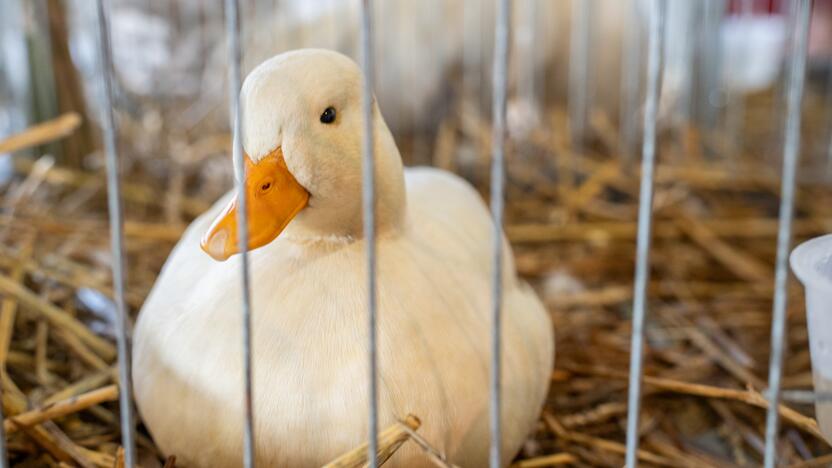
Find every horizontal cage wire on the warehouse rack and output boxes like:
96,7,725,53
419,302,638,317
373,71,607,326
0,0,830,466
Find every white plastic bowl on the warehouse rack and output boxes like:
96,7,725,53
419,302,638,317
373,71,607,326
790,234,832,441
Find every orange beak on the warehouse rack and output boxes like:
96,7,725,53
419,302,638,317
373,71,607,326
201,147,309,261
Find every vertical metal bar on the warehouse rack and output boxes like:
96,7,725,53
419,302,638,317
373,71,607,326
619,0,641,162
93,1,136,466
723,0,754,167
223,0,255,466
624,1,665,466
462,0,481,101
677,5,693,127
696,0,724,132
359,0,378,466
569,0,592,155
517,0,538,112
490,0,510,466
763,1,811,466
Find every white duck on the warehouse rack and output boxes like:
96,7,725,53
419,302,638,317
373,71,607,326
133,49,553,467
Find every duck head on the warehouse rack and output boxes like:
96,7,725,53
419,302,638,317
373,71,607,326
201,49,405,261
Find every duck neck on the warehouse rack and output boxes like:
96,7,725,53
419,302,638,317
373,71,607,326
285,126,406,244
353,133,407,240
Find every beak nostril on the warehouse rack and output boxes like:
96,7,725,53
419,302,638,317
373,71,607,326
204,229,229,261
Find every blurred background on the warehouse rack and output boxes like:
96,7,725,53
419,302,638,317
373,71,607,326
2,0,832,466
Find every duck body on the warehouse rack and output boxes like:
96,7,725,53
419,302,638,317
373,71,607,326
133,49,553,467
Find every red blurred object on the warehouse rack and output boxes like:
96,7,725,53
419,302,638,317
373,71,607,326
726,0,785,15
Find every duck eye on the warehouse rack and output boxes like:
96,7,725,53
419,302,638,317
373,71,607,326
320,106,336,124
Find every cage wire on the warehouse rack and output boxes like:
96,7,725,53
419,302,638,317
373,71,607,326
1,0,830,465
359,0,379,466
624,1,665,466
222,0,256,467
763,0,812,467
94,0,136,466
490,1,510,466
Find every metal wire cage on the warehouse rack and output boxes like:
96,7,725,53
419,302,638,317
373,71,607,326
0,0,828,466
